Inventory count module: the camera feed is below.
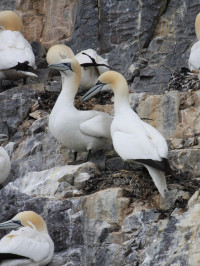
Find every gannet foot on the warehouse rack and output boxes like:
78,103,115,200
68,149,92,165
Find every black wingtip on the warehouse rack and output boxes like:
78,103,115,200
0,253,29,261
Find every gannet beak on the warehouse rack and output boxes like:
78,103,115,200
0,219,23,229
0,134,8,143
82,81,105,101
48,62,72,72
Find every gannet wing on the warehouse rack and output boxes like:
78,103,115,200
0,231,50,262
80,113,112,139
112,130,170,173
0,31,35,70
141,121,168,159
76,49,109,73
112,131,160,161
0,147,11,183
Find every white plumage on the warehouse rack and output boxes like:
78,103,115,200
46,45,110,90
82,71,169,197
0,11,36,82
188,41,200,72
0,147,11,184
0,134,11,184
75,48,110,90
0,211,54,266
0,30,35,70
48,58,112,163
188,13,200,73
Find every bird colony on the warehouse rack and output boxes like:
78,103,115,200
0,8,199,266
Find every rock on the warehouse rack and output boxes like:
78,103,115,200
29,109,48,119
0,86,37,136
74,172,91,190
7,161,97,198
83,188,131,226
169,148,200,176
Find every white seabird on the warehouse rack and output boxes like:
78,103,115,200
0,134,11,184
46,44,110,90
75,48,110,90
82,71,169,197
0,211,54,266
48,58,112,164
0,10,37,84
188,13,200,74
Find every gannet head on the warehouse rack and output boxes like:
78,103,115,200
82,70,128,101
0,10,23,33
46,44,75,65
48,58,81,85
0,211,48,233
195,13,200,40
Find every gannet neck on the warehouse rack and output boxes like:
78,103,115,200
58,72,78,108
107,71,131,115
195,13,200,40
113,86,131,115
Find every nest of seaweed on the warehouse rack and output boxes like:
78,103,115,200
37,89,112,113
167,67,200,91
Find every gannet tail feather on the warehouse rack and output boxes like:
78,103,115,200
0,253,29,260
145,165,167,197
133,158,171,173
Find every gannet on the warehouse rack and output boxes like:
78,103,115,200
82,71,169,197
46,44,75,64
75,48,110,90
188,13,200,74
0,10,37,84
0,134,11,184
46,44,110,90
0,211,54,266
48,58,112,164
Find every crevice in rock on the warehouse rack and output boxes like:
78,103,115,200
97,0,101,52
162,0,172,16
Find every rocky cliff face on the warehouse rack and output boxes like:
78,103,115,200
1,0,200,265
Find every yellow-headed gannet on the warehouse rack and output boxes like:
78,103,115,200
0,134,11,184
188,13,200,74
46,44,75,64
46,44,110,90
0,211,54,266
48,58,112,164
0,11,37,84
82,71,169,197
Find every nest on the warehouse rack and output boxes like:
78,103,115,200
37,89,112,113
167,67,200,91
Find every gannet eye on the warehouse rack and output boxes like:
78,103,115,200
63,63,72,71
96,80,102,85
13,220,22,226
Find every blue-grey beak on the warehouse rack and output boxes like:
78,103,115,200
82,81,105,101
48,62,72,72
0,219,23,230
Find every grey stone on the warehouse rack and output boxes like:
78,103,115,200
0,87,37,136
